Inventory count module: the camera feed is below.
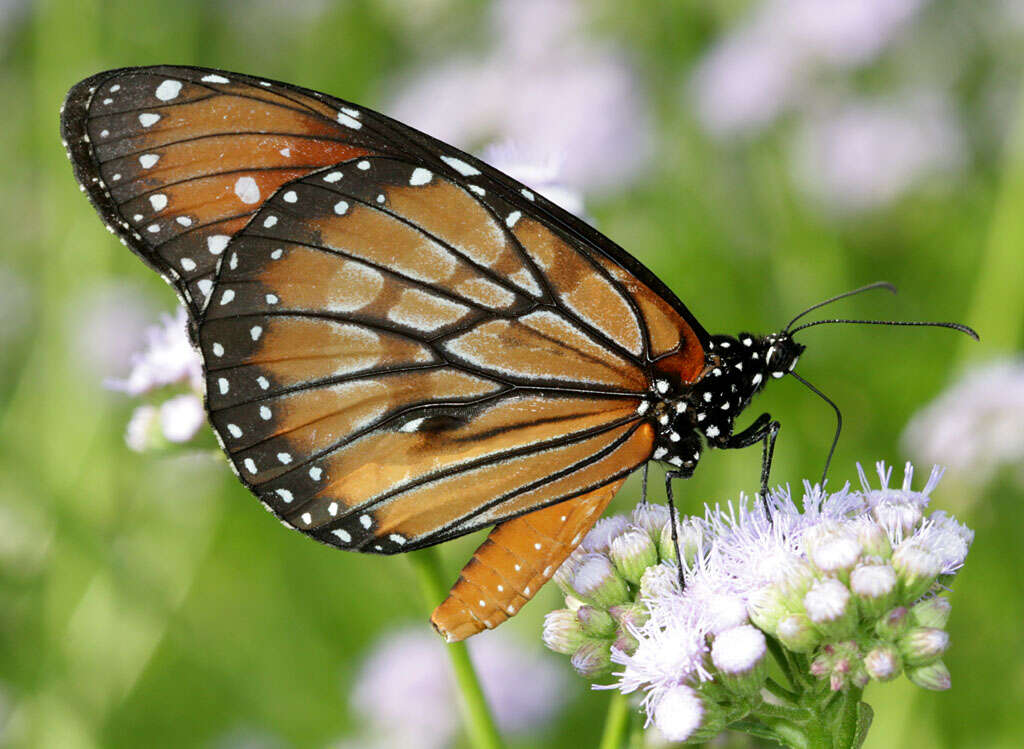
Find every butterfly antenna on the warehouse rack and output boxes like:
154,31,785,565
785,281,897,332
789,371,842,486
789,318,979,339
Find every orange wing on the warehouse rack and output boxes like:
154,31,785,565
64,68,711,622
61,67,383,315
431,477,626,642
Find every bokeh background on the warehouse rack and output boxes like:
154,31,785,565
1,1,1022,747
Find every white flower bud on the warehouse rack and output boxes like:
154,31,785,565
899,627,950,666
776,613,820,653
907,659,951,691
892,540,943,600
849,563,897,618
855,518,892,560
803,578,856,638
747,585,789,635
542,609,585,655
873,501,923,537
581,515,630,553
711,625,768,695
572,554,631,608
570,639,612,679
653,685,706,742
863,643,901,681
631,502,670,538
658,517,703,565
639,563,679,600
553,550,584,596
803,521,862,575
576,605,617,638
911,596,951,629
609,527,659,585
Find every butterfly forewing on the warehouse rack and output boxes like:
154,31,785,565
61,67,383,315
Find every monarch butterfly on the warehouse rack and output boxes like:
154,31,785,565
61,66,975,642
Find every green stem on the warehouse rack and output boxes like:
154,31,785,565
598,691,632,749
409,549,504,749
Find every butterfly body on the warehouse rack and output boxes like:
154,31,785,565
61,66,797,640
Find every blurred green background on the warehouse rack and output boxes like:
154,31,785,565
1,0,1022,747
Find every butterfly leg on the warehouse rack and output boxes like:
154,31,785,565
718,413,781,503
640,462,650,505
663,464,696,590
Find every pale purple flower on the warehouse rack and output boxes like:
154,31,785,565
690,0,927,137
793,93,964,210
159,393,206,443
70,282,155,381
106,306,202,396
388,0,653,196
348,627,566,748
902,359,1024,486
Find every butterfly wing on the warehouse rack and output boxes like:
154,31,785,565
61,66,387,316
64,66,712,632
199,155,662,553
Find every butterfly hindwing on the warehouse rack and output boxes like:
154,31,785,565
199,155,661,552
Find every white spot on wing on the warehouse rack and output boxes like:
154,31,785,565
138,113,160,127
441,156,480,176
409,168,432,186
139,153,159,169
234,176,261,204
337,111,362,129
333,529,351,543
149,194,167,211
201,74,230,83
155,80,182,101
207,235,230,255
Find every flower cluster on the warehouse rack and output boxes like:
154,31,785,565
106,306,206,451
542,462,972,744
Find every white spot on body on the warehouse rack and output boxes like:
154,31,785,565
155,80,182,101
234,176,261,204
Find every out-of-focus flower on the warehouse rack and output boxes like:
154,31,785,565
690,0,927,137
69,282,154,381
107,305,207,450
793,93,964,211
107,306,202,396
903,359,1024,487
544,462,971,744
388,0,653,197
348,627,567,749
